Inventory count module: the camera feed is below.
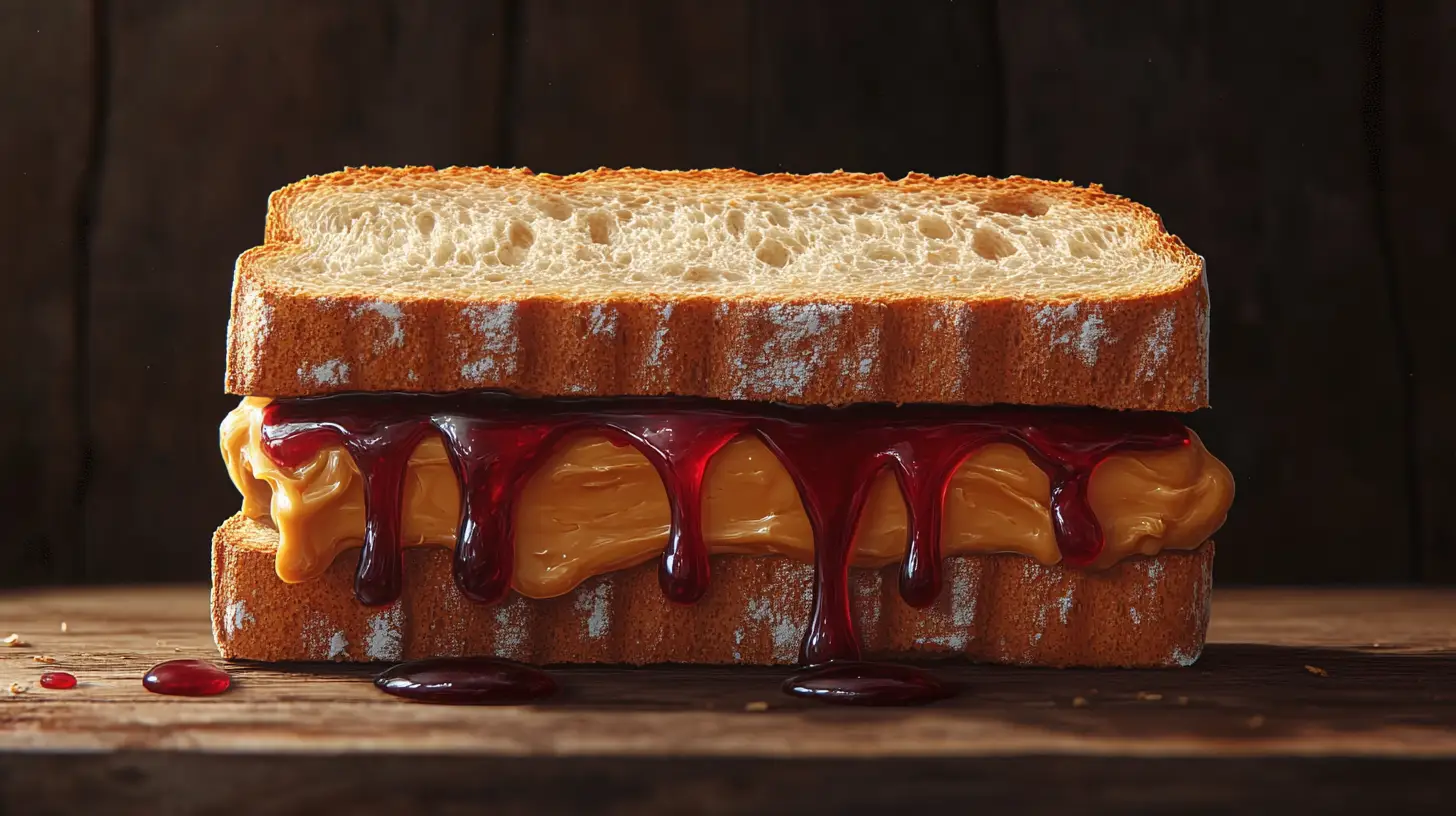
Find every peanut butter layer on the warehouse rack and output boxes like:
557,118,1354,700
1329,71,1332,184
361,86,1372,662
221,398,1234,599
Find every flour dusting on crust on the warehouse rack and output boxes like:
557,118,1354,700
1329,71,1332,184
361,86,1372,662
731,303,852,399
222,600,254,638
352,301,405,350
460,303,520,381
366,604,404,661
298,359,349,387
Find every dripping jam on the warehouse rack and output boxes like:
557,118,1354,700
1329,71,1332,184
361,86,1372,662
261,392,1188,694
783,661,953,706
376,657,558,705
142,659,232,697
39,671,77,690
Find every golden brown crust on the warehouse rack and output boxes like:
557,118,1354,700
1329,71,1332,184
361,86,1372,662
212,514,1213,668
226,167,1209,410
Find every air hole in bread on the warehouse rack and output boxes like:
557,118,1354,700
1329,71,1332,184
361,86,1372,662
1069,239,1101,259
725,209,745,238
497,220,534,265
415,212,435,237
853,217,882,237
866,246,907,263
756,239,790,268
586,211,613,245
918,214,953,240
972,227,1017,260
433,241,454,266
980,194,1050,217
508,219,534,248
529,195,573,220
765,204,791,228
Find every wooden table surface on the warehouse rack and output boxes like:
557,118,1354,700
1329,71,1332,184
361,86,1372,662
2,586,1454,814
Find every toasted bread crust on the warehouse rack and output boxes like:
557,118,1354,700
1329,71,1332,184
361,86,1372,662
226,168,1209,410
211,514,1212,668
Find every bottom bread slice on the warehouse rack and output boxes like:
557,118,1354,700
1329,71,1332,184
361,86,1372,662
212,513,1213,668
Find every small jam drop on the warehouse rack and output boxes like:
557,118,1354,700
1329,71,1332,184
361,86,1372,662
376,657,558,705
142,659,232,696
782,661,954,706
39,671,77,690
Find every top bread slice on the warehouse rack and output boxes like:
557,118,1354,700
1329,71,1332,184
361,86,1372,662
226,167,1209,410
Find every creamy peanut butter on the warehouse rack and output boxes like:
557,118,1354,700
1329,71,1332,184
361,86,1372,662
222,398,1233,598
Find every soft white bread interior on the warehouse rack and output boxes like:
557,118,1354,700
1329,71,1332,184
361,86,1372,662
261,169,1195,299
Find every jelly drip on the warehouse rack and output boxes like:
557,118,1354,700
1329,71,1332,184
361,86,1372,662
601,416,744,604
263,407,429,606
754,420,891,665
783,661,953,706
376,657,558,704
433,416,556,605
892,428,994,609
142,659,231,696
39,671,77,690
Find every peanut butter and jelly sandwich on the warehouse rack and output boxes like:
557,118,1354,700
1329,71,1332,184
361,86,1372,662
214,167,1233,668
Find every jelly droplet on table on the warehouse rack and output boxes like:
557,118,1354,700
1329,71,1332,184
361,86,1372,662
782,661,955,706
142,659,232,696
375,657,558,705
40,671,77,690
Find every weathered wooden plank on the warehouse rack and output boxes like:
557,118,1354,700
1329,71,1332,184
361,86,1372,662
752,0,1002,177
509,0,756,173
82,0,509,583
998,0,1409,582
2,754,1452,815
1,587,1453,757
1385,1,1456,581
0,3,93,586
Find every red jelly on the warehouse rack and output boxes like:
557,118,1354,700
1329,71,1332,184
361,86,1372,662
142,659,232,697
262,393,1188,666
783,661,954,706
375,657,558,705
39,671,77,690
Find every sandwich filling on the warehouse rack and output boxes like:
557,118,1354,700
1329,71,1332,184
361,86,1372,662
222,395,1232,601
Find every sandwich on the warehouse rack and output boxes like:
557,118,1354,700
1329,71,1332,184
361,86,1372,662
213,167,1233,669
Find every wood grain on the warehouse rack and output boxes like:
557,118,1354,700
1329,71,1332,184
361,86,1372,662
0,3,92,587
751,0,1001,177
2,754,1451,815
0,586,1452,757
1385,1,1456,581
998,0,1411,583
509,0,755,173
82,0,510,584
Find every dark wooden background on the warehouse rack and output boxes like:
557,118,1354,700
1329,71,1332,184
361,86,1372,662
2,0,1451,589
